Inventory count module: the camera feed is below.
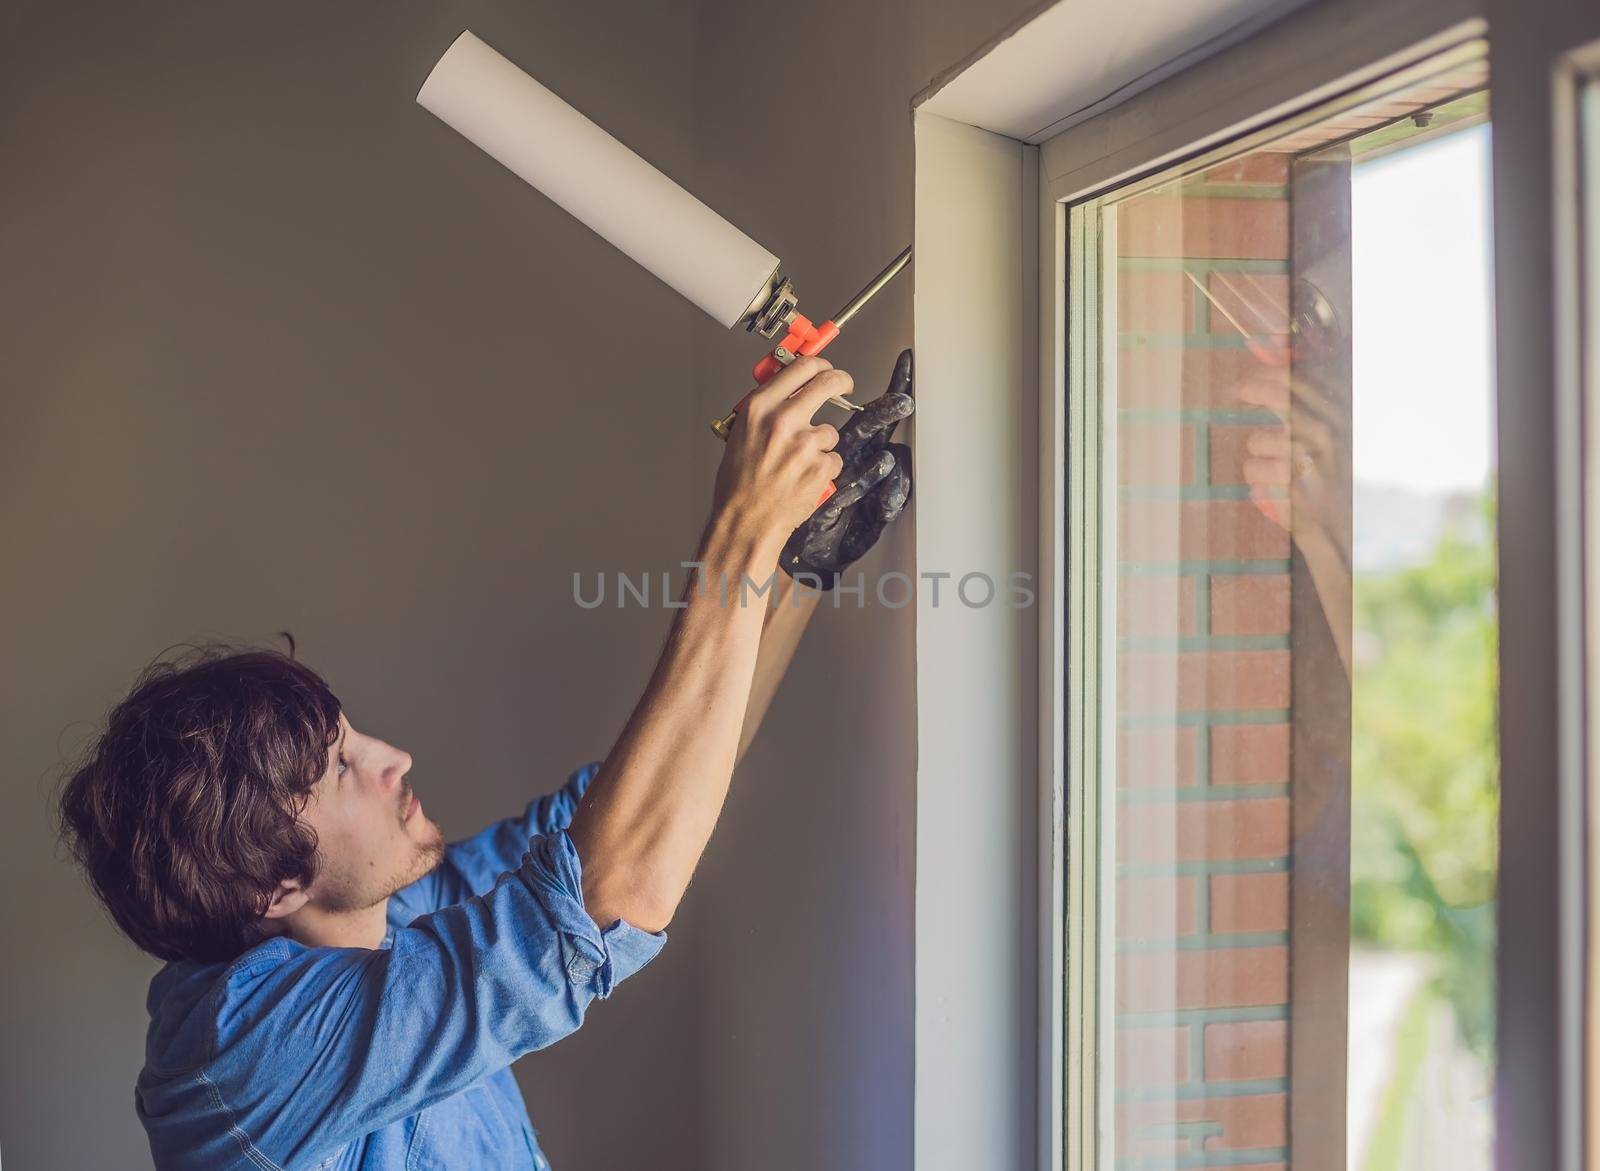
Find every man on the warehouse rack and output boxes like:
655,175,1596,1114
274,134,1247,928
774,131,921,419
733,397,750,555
58,352,913,1171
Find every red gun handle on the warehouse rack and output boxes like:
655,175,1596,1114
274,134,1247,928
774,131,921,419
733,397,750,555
751,318,842,384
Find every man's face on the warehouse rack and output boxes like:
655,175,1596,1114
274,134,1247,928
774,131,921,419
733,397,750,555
298,713,444,912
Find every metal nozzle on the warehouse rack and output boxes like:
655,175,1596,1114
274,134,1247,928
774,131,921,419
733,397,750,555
736,269,800,339
712,245,913,441
829,245,912,328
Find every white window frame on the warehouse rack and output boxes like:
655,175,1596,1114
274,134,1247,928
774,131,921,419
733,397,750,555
1567,29,1600,1171
912,0,1592,1168
1054,32,1489,1171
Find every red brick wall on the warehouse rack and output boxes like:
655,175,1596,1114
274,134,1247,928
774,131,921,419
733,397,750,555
1111,152,1295,1171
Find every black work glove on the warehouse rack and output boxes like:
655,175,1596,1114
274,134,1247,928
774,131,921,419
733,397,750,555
780,348,914,589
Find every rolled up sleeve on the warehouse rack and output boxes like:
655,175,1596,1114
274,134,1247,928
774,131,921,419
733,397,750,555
513,826,665,998
220,828,664,1167
438,763,602,900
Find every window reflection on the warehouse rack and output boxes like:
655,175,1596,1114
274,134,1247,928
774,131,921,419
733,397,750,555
1097,75,1495,1171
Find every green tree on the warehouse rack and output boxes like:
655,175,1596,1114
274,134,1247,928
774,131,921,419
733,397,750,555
1350,493,1498,1054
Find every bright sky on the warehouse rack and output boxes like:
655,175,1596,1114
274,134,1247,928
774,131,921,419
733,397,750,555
1351,124,1495,492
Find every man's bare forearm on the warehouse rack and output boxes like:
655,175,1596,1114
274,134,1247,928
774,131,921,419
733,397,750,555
567,518,775,932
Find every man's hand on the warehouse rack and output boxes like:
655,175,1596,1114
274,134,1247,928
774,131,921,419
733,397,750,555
780,348,914,588
711,355,853,563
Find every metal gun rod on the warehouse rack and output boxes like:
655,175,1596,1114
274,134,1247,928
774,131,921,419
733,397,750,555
830,246,913,329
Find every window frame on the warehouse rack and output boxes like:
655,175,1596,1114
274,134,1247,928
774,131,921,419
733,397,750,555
913,0,1595,1166
1485,0,1600,1166
1051,34,1489,1171
1575,35,1600,1171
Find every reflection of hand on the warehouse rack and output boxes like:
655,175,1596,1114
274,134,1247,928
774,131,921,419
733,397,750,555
1236,374,1349,562
1235,368,1353,678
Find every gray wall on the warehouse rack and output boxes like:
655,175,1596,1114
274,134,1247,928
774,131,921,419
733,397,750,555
0,4,707,1168
686,3,1044,1170
0,1,1041,1168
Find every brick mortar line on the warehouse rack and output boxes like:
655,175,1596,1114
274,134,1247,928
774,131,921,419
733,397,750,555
1120,561,1291,577
1116,634,1290,652
1118,857,1291,878
1119,485,1286,502
1117,256,1292,273
1116,931,1291,954
1118,709,1292,728
1118,783,1291,804
1140,1120,1225,1141
1114,1147,1289,1170
1115,1078,1290,1104
1195,722,1213,790
1121,333,1261,350
1120,409,1283,424
1117,1005,1290,1027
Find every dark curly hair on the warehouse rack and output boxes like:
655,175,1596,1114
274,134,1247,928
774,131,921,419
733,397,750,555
58,643,342,964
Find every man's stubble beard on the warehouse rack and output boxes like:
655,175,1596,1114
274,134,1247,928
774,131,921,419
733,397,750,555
319,827,446,914
381,826,446,907
373,781,446,908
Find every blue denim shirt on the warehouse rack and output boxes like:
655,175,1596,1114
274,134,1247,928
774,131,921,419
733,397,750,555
135,764,665,1171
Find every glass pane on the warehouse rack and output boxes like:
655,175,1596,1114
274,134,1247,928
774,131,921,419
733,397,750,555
1092,70,1496,1171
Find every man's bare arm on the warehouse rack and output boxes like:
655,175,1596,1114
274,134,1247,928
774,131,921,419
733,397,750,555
567,357,848,933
